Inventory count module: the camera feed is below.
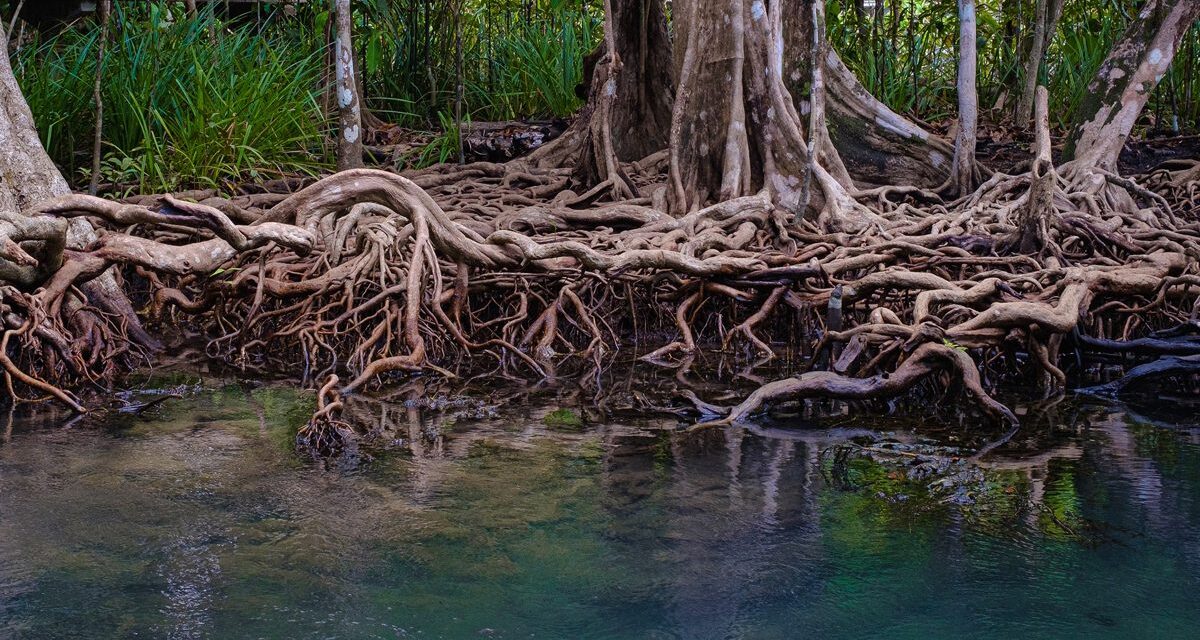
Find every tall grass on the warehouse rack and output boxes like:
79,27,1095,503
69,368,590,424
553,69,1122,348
16,3,328,192
12,0,1200,192
356,0,601,126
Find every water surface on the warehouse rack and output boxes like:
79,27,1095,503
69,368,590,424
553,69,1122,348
1,383,1198,639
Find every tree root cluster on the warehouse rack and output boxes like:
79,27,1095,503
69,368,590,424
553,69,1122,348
2,148,1199,447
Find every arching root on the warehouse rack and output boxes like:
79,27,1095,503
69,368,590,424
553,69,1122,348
0,147,1196,439
295,374,356,458
693,342,1018,429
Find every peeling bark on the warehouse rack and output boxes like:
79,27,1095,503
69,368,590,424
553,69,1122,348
334,0,364,171
1064,0,1200,171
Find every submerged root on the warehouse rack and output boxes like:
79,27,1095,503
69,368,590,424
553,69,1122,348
295,375,356,458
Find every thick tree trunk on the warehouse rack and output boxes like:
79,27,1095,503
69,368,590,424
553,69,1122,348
334,0,363,171
667,0,813,213
1064,0,1200,171
823,52,954,189
0,38,70,214
0,27,72,288
0,29,155,348
527,0,673,194
665,0,946,224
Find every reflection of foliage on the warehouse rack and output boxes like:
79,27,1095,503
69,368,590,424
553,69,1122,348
823,442,1033,539
1039,459,1086,539
1128,421,1182,474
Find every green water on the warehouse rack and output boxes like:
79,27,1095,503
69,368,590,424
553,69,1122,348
1,384,1199,639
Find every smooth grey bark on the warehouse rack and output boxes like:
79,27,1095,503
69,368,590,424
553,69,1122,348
950,0,979,195
334,0,363,171
1015,0,1064,127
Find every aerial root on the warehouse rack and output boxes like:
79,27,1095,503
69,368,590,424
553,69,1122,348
1,155,1197,440
1078,354,1200,399
295,374,356,458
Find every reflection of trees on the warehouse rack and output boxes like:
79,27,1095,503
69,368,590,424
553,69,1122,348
591,422,841,639
7,372,1200,637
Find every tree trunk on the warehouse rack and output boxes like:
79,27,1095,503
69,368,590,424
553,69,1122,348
0,28,156,349
1064,0,1200,171
1013,86,1055,254
950,0,980,195
334,0,363,171
1015,0,1064,127
666,0,948,223
0,35,70,214
667,0,813,213
527,0,673,194
824,51,954,188
89,0,111,196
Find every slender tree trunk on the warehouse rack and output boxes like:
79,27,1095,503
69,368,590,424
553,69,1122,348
1064,0,1200,171
89,0,111,196
1013,86,1055,253
950,0,979,195
1015,0,1063,127
334,0,363,171
453,0,464,164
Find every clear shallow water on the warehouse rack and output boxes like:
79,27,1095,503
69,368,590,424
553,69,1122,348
1,384,1199,639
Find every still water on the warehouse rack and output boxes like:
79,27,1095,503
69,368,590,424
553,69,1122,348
1,381,1198,639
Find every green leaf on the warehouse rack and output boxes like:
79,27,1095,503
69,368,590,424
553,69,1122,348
366,36,382,76
943,338,967,352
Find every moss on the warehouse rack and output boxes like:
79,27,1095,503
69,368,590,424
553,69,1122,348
543,408,584,430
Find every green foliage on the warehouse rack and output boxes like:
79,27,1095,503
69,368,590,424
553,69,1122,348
412,110,466,167
16,0,600,186
828,0,1200,131
543,408,584,429
16,3,329,192
942,338,967,352
358,0,600,126
14,0,1200,190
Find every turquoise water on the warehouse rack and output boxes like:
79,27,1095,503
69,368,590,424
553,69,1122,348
1,384,1199,639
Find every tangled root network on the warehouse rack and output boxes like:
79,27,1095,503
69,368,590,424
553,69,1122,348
4,150,1200,442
